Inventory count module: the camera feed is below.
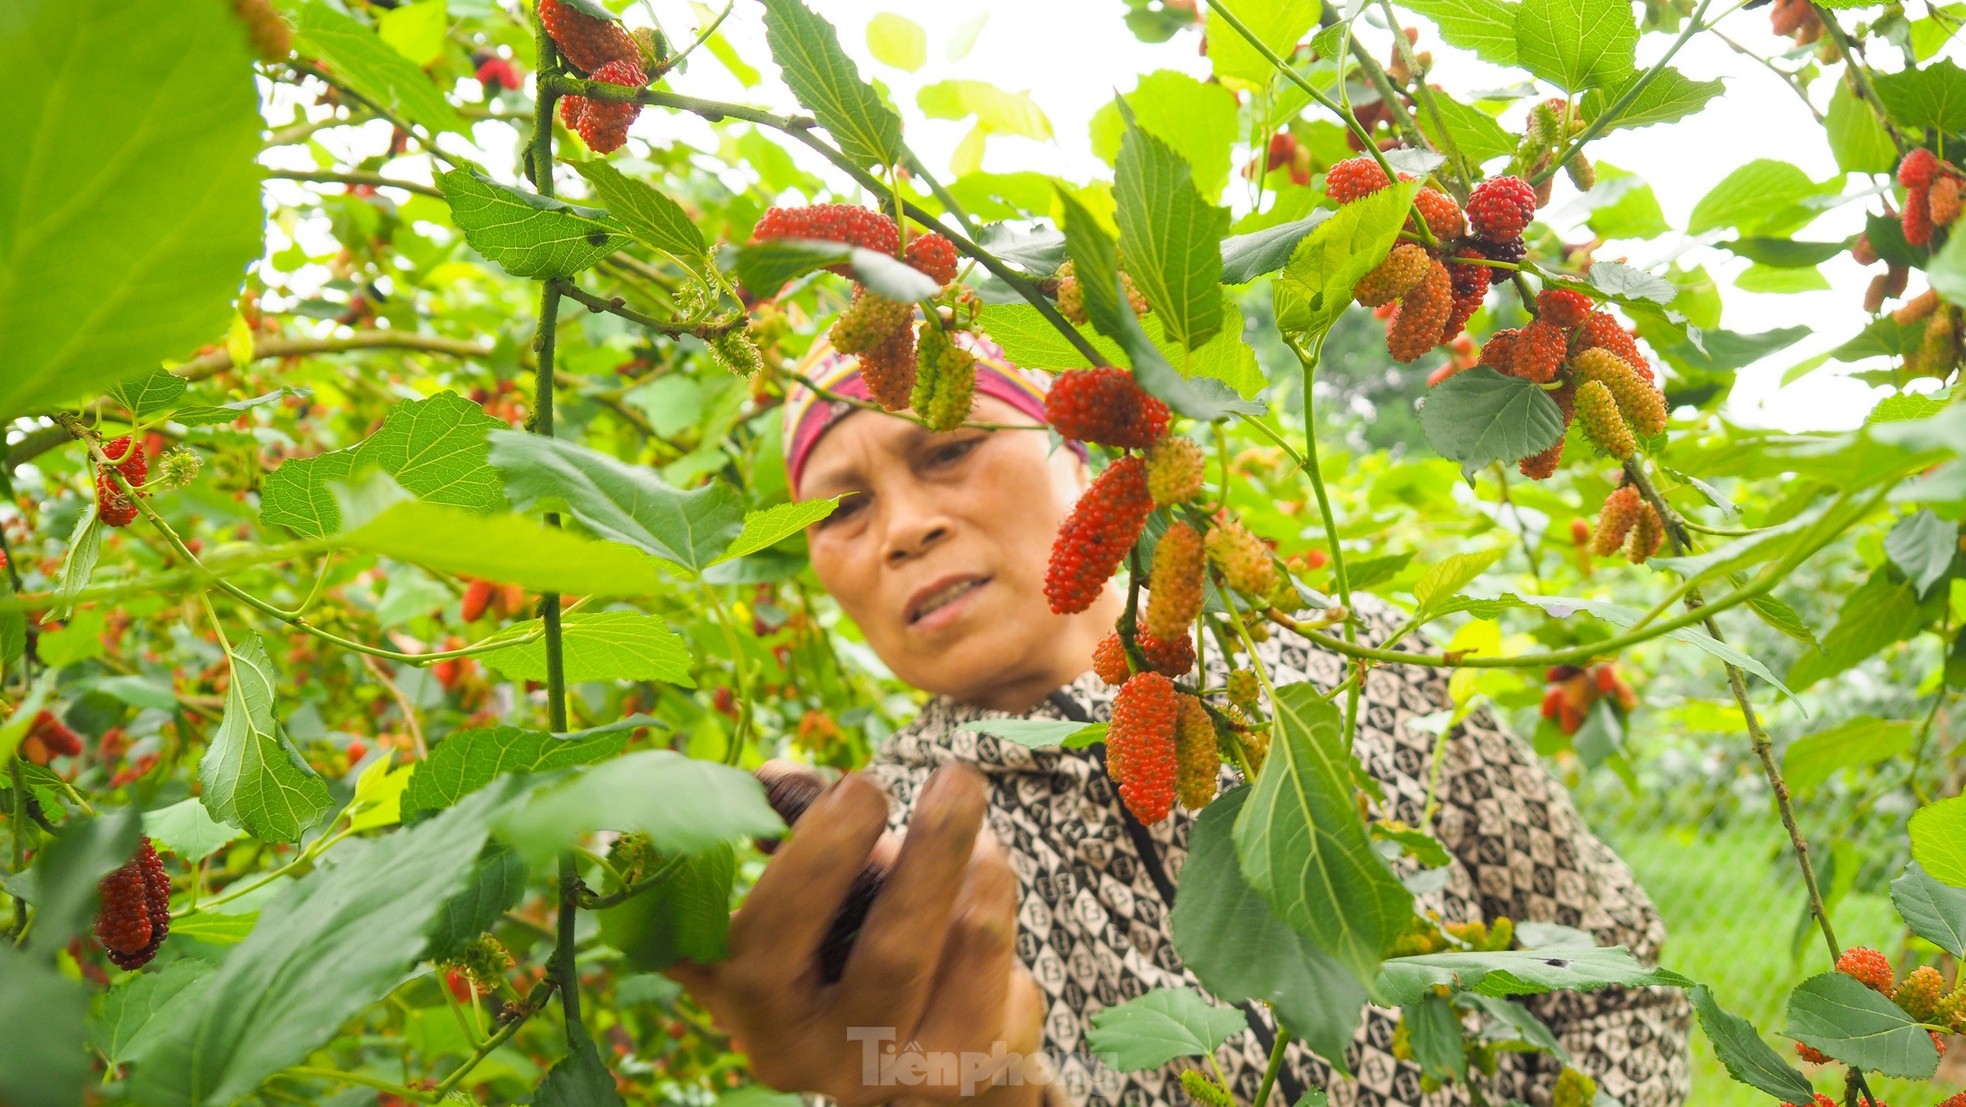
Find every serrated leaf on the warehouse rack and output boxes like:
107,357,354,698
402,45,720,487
1344,552,1414,592
129,788,509,1107
1115,116,1229,349
1581,68,1724,132
1826,81,1898,175
1400,0,1518,65
1419,368,1566,479
1884,509,1956,598
477,611,693,687
401,724,630,821
1786,572,1922,692
295,1,468,135
198,635,333,844
1873,58,1966,135
53,509,104,621
440,169,627,280
1414,549,1506,614
336,499,677,596
110,371,190,419
1204,0,1323,89
1746,594,1818,647
1512,0,1637,92
1586,261,1676,303
732,237,851,296
1723,238,1850,268
1687,160,1835,237
847,246,943,302
1417,94,1517,168
487,429,745,573
759,0,902,169
91,958,217,1066
494,749,784,866
143,797,246,863
1781,716,1915,793
427,843,530,962
535,1034,628,1107
1089,71,1238,204
1273,182,1422,351
1234,685,1412,984
1219,211,1334,284
1084,987,1249,1071
1691,986,1815,1104
0,0,265,421
975,300,1264,401
1375,944,1691,1006
716,499,837,563
1891,862,1966,956
169,911,258,946
1785,971,1940,1080
1909,797,1966,888
572,161,707,263
600,843,734,969
1168,786,1368,1072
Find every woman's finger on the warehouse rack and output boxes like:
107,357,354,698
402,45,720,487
832,761,987,1033
900,824,1022,1089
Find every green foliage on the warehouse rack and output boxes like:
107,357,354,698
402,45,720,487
1085,986,1250,1071
1783,972,1940,1080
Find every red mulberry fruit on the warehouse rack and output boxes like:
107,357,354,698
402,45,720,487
1108,673,1179,824
1144,523,1205,640
1353,243,1432,308
1044,368,1170,450
1836,946,1895,994
1442,279,1484,343
97,471,139,528
1174,694,1219,811
858,323,917,412
829,286,914,355
1411,188,1467,240
1904,187,1934,248
1386,259,1452,362
1474,234,1526,284
1467,176,1538,241
1794,1042,1829,1064
1536,288,1594,331
96,836,170,970
1575,379,1634,459
1325,156,1392,203
1578,312,1650,377
1627,500,1663,562
1517,381,1574,480
461,578,496,623
1092,633,1130,684
540,0,641,74
1045,457,1153,615
753,204,901,257
1892,965,1946,1022
1478,328,1520,374
1204,516,1275,599
911,325,977,432
572,58,646,154
1593,486,1641,557
558,93,588,135
1139,631,1195,678
1144,436,1206,506
103,436,148,486
1932,176,1961,229
1900,148,1941,190
1512,320,1569,383
904,233,960,286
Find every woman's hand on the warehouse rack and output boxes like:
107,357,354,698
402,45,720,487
663,761,1049,1107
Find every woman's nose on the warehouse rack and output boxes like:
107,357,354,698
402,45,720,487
885,521,949,565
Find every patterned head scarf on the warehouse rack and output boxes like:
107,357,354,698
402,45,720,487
781,330,1086,496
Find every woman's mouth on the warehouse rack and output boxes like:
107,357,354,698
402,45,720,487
907,576,992,629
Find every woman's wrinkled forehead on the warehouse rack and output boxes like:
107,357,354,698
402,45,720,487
782,332,1083,496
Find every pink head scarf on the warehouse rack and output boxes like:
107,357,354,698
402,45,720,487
781,330,1086,496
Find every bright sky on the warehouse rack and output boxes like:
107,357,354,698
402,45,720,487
271,1,1962,433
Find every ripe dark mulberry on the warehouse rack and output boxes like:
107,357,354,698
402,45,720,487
753,204,901,257
903,233,960,286
1144,522,1205,640
1467,176,1538,241
1837,946,1895,994
1473,234,1527,285
96,836,170,970
1108,672,1179,824
1044,368,1170,450
1324,156,1391,203
540,0,641,74
1385,259,1451,362
1045,457,1153,614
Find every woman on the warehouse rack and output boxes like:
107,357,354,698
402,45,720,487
665,336,1693,1107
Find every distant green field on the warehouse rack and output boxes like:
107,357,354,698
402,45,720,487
1607,821,1934,1107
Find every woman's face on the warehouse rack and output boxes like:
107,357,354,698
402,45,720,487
799,395,1123,711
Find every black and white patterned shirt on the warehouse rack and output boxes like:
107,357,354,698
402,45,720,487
858,599,1692,1107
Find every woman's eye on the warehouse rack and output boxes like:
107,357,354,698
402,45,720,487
818,494,868,527
926,436,982,468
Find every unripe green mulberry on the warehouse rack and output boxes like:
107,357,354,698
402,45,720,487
1936,983,1966,1033
1552,1067,1597,1107
1565,153,1596,191
1204,517,1276,599
1227,669,1260,711
455,933,514,992
1144,523,1205,639
1593,486,1641,557
1174,693,1219,811
1571,347,1666,436
1178,1070,1231,1107
911,326,977,431
1353,243,1432,308
1145,435,1206,507
710,327,763,377
1893,965,1947,1022
829,287,913,356
1575,379,1635,459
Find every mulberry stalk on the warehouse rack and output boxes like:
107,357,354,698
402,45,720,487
1107,673,1179,824
1143,523,1205,639
1044,368,1170,449
1045,457,1153,615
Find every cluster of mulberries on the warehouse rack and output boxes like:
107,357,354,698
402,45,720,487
1330,157,1487,361
1471,289,1664,477
539,1,648,153
1092,629,1195,683
1107,672,1180,823
20,709,83,765
558,57,647,154
1893,289,1964,380
1051,260,1153,326
1900,148,1964,249
95,435,148,527
1540,662,1639,736
910,325,978,432
95,836,171,970
1590,484,1664,564
1045,456,1154,615
752,204,962,288
1815,949,1965,1061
